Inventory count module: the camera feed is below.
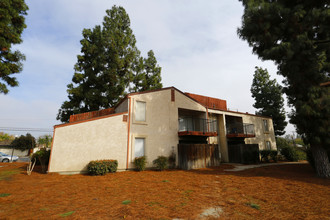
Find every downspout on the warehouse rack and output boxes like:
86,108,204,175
126,96,132,170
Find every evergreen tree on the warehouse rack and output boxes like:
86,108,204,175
130,50,162,92
251,67,287,136
57,6,162,123
0,0,28,94
10,133,36,151
238,0,330,177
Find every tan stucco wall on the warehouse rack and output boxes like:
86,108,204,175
220,111,276,150
242,115,276,150
208,109,277,160
128,89,207,168
48,113,128,173
49,87,277,173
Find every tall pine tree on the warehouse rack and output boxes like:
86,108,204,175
251,67,287,136
57,6,162,122
0,0,28,94
130,50,162,92
238,0,330,178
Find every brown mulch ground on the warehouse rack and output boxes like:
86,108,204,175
0,162,329,219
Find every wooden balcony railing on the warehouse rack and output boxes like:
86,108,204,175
226,123,255,138
69,108,115,123
178,117,218,137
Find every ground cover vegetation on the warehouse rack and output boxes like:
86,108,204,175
0,0,28,94
57,5,162,123
0,163,329,219
238,0,330,177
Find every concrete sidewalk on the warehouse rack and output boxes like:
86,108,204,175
224,161,308,172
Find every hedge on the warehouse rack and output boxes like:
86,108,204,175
87,160,118,175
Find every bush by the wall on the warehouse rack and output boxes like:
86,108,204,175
280,146,299,162
87,160,118,175
269,150,278,162
153,156,168,171
134,156,147,171
260,150,278,162
260,150,271,162
31,148,51,173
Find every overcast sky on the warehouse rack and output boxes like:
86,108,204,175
0,0,295,137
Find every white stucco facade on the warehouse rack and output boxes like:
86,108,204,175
48,87,277,174
48,112,128,173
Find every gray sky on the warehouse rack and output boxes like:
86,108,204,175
0,0,295,138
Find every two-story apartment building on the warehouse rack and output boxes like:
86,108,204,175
48,87,276,174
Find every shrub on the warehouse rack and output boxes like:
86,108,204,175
31,148,51,173
296,149,306,161
102,160,118,173
276,137,291,150
269,150,278,162
260,150,271,162
153,156,168,171
87,160,118,175
260,150,278,162
87,161,107,175
280,146,299,162
32,148,51,165
134,156,147,171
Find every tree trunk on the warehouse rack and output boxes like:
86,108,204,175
311,144,330,178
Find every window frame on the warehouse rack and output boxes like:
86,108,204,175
134,137,145,158
132,135,148,162
263,119,269,133
133,100,147,124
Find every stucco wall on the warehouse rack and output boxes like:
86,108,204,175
242,115,276,150
48,113,128,173
208,109,277,162
128,89,207,168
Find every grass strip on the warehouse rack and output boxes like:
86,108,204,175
59,211,75,217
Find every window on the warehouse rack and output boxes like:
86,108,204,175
266,141,271,150
263,119,269,132
135,101,146,122
134,138,145,157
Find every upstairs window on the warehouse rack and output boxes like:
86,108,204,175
263,119,269,132
135,101,146,122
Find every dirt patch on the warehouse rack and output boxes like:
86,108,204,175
198,207,223,219
0,163,329,219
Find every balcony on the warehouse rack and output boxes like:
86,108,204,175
226,123,255,138
178,117,218,137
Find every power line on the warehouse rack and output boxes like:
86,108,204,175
0,127,53,132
